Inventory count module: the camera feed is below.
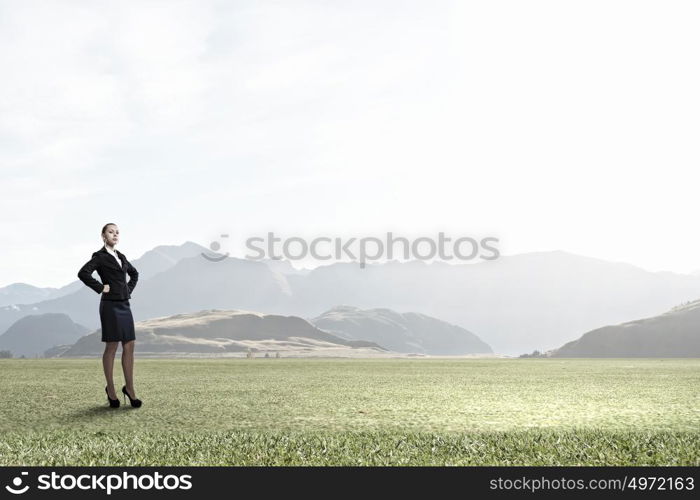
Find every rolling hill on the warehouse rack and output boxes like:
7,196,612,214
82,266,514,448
551,300,700,357
58,309,385,358
310,305,492,355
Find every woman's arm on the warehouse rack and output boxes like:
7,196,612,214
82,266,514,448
77,253,104,294
126,260,139,294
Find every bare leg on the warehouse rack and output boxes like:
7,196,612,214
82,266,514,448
103,342,119,399
121,340,136,397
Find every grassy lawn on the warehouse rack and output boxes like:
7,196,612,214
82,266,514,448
0,358,698,465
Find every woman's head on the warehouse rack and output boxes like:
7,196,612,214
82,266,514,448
102,223,119,246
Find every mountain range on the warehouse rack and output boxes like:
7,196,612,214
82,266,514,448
2,241,700,355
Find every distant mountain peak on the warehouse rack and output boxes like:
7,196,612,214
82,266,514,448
0,312,89,358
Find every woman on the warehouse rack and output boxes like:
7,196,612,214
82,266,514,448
77,223,142,409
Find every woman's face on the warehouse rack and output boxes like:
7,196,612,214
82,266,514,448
103,225,119,246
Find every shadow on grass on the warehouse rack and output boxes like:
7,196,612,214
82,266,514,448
69,405,140,419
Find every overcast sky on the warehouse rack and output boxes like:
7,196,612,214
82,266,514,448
1,0,698,288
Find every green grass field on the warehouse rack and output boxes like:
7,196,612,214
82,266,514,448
0,358,698,466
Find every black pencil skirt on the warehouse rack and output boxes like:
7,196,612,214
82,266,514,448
99,299,136,342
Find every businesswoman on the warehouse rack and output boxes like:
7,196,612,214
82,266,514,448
78,223,142,409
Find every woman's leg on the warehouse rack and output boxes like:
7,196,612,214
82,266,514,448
121,340,136,397
103,341,119,398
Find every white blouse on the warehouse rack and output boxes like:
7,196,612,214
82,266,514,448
104,245,122,267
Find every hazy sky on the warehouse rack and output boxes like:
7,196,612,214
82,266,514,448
1,0,698,288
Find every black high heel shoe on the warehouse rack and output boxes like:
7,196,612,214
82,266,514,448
105,386,120,408
121,385,142,408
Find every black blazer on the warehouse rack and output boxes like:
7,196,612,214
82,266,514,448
77,247,139,301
